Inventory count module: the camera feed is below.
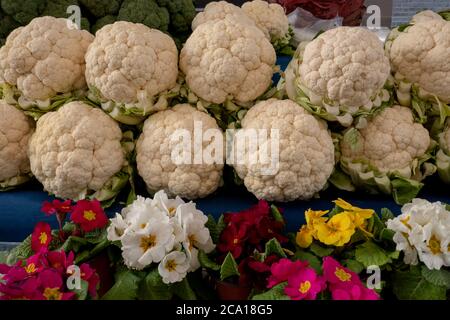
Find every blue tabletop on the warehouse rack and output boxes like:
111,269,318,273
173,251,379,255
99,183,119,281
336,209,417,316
1,176,449,242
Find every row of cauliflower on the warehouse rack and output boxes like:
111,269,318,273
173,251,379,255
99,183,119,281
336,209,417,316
0,1,449,206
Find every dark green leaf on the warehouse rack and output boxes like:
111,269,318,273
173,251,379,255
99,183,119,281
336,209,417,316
270,205,284,223
220,252,240,281
7,235,33,265
198,250,220,271
398,24,411,32
252,283,289,300
421,266,450,289
264,238,287,259
293,250,322,274
73,279,89,300
391,176,423,205
0,251,8,264
355,241,391,268
343,259,365,274
170,278,197,300
101,270,142,300
393,266,447,300
309,242,334,258
380,208,395,222
138,268,172,300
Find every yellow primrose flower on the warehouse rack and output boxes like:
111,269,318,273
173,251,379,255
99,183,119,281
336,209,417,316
296,225,314,248
334,198,374,220
316,213,356,247
305,209,329,225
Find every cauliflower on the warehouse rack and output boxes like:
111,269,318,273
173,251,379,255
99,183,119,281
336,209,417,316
0,17,94,119
232,99,334,202
436,120,450,184
385,10,450,127
332,106,435,204
85,21,179,125
180,16,276,118
136,104,224,200
191,1,255,31
283,27,393,127
28,101,130,203
0,101,34,190
242,0,293,53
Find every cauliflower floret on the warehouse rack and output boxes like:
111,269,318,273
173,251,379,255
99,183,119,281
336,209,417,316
388,11,450,103
233,99,335,202
0,16,94,102
28,101,125,200
242,0,290,45
136,104,224,200
85,21,179,124
0,101,34,188
285,27,391,127
341,106,430,175
180,16,276,105
192,1,255,31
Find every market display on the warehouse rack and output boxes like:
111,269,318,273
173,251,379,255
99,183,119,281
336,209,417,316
1,0,450,301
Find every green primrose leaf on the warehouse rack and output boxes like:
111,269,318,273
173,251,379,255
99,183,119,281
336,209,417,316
220,252,240,281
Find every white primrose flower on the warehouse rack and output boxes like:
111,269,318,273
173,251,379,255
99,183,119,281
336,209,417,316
388,199,450,270
152,190,185,217
120,196,154,225
107,213,129,242
158,251,190,284
121,222,175,270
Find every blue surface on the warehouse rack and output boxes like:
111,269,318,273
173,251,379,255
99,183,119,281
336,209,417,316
1,176,449,242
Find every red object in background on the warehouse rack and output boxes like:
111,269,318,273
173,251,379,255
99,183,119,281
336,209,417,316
276,0,366,26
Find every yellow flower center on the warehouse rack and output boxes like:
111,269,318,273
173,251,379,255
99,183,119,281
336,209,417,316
233,238,239,245
83,210,96,221
401,215,411,229
335,267,352,282
140,223,147,229
165,260,177,272
299,281,311,294
188,234,196,250
39,232,48,245
24,263,36,274
168,207,176,217
140,234,157,252
428,235,441,255
43,287,62,300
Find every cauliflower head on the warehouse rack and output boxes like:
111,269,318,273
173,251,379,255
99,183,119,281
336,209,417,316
242,0,291,51
85,21,179,125
28,101,127,201
191,1,255,31
0,101,34,190
136,104,224,200
0,17,94,117
180,16,276,106
386,11,450,125
436,120,450,184
336,106,434,204
233,99,334,202
284,27,392,127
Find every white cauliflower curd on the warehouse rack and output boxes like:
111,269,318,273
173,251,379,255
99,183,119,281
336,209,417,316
333,106,435,204
283,27,392,127
0,16,94,119
242,0,292,52
28,101,128,202
0,101,34,190
180,16,276,107
233,99,334,202
85,21,179,125
136,104,224,200
192,1,255,31
386,10,450,125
